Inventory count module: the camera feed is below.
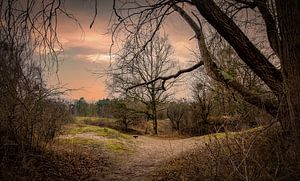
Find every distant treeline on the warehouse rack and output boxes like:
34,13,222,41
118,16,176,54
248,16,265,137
69,95,272,136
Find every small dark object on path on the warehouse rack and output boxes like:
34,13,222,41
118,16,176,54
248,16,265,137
133,135,139,139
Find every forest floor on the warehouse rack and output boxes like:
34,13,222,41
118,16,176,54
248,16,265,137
59,121,205,180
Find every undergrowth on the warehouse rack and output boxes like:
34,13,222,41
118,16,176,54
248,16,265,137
152,123,300,180
0,144,112,180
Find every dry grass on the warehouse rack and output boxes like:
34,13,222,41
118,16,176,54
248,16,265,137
0,142,112,180
0,117,133,180
152,123,300,180
4,116,298,180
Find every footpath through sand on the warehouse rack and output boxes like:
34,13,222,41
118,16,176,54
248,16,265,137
104,135,203,180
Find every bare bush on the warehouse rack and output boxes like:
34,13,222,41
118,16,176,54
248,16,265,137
0,41,71,152
0,0,73,155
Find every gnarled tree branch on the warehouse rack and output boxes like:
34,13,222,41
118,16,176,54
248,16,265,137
173,3,278,116
126,61,204,91
192,0,283,97
254,0,280,55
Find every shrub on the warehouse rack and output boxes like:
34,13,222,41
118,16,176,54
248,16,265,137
0,40,71,153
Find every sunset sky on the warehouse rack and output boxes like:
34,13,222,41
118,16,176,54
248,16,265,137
49,0,197,102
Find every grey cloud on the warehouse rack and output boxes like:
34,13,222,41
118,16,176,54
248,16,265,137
64,46,102,56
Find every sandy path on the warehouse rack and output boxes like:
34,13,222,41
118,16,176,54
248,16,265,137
104,136,203,181
60,133,203,180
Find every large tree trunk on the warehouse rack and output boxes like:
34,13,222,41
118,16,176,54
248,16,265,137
192,0,283,97
190,0,300,137
150,88,159,134
172,3,279,117
175,0,299,157
276,0,300,162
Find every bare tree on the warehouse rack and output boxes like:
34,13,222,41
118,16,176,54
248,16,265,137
111,0,300,160
192,81,213,123
0,38,71,152
0,0,75,151
167,100,187,131
109,34,176,134
0,0,79,66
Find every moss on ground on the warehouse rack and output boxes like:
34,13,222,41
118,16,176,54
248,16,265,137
64,124,130,139
105,140,130,153
59,137,101,146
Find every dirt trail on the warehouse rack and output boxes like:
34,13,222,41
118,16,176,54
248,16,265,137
60,133,204,180
103,136,203,181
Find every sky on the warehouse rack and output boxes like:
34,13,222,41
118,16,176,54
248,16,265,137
48,0,197,102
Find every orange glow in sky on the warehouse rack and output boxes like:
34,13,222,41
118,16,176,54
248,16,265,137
48,0,196,102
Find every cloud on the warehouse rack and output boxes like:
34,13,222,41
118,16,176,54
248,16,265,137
60,45,113,68
85,53,113,64
49,0,201,101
